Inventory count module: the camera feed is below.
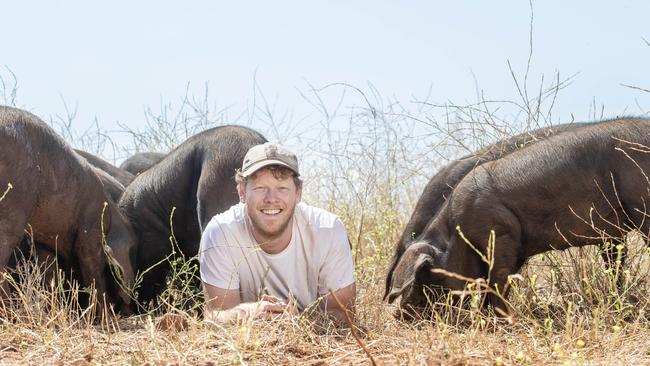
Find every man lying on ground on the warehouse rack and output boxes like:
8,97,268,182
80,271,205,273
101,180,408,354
199,143,356,324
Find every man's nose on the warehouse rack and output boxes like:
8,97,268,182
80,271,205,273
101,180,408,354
264,189,279,202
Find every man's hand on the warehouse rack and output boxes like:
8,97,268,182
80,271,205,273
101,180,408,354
203,282,298,324
245,294,296,320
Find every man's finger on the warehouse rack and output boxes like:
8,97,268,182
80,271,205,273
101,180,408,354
252,301,285,319
261,302,285,313
259,311,285,321
261,294,284,303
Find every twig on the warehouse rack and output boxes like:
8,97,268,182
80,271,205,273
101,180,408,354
621,84,650,94
0,182,13,202
328,289,376,366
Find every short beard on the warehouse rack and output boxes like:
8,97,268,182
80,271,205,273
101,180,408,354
248,204,296,244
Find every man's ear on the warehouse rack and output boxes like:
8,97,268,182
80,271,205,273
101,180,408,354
296,185,302,203
237,182,246,203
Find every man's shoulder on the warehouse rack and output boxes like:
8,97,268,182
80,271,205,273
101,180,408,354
201,202,254,256
295,202,342,230
203,202,247,238
210,202,246,226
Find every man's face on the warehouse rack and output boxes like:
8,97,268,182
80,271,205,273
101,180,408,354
239,168,302,243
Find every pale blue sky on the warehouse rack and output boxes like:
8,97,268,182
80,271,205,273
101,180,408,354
2,1,649,154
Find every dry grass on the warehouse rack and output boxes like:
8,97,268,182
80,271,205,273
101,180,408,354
1,234,649,365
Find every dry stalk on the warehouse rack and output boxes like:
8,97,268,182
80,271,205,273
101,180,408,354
328,289,376,366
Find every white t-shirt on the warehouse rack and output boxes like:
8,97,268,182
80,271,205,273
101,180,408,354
199,202,355,310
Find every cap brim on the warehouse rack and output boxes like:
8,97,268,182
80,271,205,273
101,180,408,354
240,159,299,177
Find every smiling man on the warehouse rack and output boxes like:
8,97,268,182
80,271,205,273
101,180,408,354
199,142,356,324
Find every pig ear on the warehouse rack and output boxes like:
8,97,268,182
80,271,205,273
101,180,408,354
385,243,444,302
386,252,436,303
414,253,434,274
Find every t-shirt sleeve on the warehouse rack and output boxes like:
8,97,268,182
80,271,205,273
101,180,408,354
318,218,355,295
198,220,240,290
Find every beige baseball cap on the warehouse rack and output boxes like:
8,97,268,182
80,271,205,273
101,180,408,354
240,142,300,177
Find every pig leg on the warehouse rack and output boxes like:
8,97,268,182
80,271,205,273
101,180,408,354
134,227,174,305
484,235,524,316
135,264,169,308
0,215,32,300
73,225,110,310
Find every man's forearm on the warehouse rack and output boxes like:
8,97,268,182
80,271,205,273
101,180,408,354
324,283,357,326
